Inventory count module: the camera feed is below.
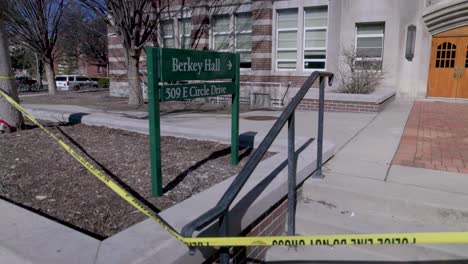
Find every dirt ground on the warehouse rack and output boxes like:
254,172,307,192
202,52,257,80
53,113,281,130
20,90,250,114
0,123,271,238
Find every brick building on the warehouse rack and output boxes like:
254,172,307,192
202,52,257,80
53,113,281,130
55,54,108,78
108,0,468,111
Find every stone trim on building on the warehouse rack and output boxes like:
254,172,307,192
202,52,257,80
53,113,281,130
191,3,210,50
423,0,468,34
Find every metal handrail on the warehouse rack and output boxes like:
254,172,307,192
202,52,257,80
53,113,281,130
182,71,334,258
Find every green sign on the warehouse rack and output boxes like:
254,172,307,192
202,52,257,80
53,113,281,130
160,48,236,81
147,47,240,197
161,82,235,101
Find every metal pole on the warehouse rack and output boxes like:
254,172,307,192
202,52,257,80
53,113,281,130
231,53,240,165
147,48,163,196
219,212,230,264
314,76,325,178
287,112,296,235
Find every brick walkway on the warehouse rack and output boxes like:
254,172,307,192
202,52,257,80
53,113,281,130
393,101,468,174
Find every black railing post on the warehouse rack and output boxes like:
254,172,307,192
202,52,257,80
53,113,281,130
219,212,230,264
314,76,325,178
181,71,334,249
287,112,296,236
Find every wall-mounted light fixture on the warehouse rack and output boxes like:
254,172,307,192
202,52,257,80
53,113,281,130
405,25,416,61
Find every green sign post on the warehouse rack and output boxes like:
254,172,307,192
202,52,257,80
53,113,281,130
147,48,240,197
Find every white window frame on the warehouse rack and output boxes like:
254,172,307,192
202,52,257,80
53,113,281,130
212,15,232,52
210,13,252,68
235,13,252,69
276,9,299,71
355,23,385,70
161,19,175,48
303,7,328,71
179,17,192,50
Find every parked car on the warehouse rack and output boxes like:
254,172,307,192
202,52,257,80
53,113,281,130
15,76,39,92
55,75,98,91
15,76,37,86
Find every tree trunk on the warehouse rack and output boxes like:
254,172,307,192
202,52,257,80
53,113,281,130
127,54,143,105
35,53,42,89
44,61,56,95
0,13,23,130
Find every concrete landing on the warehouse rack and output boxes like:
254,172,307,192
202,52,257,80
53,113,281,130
322,100,413,181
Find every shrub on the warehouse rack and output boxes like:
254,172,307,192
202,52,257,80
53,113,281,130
337,47,384,94
97,77,109,88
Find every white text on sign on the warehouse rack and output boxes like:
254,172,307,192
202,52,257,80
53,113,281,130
172,57,221,74
163,83,231,100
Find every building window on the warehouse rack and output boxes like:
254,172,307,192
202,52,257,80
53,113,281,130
211,13,252,68
235,13,252,68
213,15,231,52
303,7,328,70
276,9,298,70
179,18,192,49
161,20,175,48
355,23,385,70
435,42,456,68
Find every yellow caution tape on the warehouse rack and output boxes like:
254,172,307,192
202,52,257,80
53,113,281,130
0,76,15,79
2,88,468,247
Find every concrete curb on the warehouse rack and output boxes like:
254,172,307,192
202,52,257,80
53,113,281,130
24,107,309,153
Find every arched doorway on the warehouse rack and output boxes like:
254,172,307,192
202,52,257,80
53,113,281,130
427,26,468,98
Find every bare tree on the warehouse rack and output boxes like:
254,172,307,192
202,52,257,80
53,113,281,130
4,0,65,96
337,46,384,94
0,8,23,131
81,0,171,105
58,3,108,73
79,17,108,69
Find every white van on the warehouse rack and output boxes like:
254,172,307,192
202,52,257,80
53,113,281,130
55,75,98,91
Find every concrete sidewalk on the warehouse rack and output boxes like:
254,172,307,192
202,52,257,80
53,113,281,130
23,103,376,152
323,100,413,180
267,100,468,262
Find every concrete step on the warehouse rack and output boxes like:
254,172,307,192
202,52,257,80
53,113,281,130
265,173,468,262
301,172,468,228
265,200,468,262
265,243,397,262
297,200,468,259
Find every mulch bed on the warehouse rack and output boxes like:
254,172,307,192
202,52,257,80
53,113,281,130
0,123,271,238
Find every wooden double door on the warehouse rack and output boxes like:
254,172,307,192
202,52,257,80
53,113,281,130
428,37,468,98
